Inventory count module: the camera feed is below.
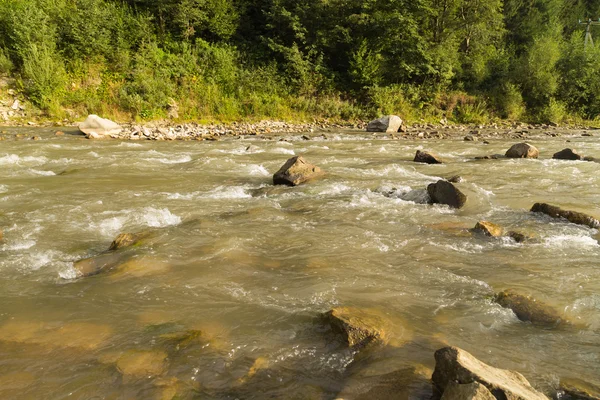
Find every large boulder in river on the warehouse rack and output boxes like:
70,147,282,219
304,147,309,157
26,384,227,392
559,377,600,400
472,221,503,237
531,203,600,229
495,290,564,327
273,156,324,186
505,143,539,159
323,307,390,349
414,150,443,164
427,180,467,209
441,381,496,400
366,115,403,133
553,148,582,161
432,346,549,400
79,115,122,138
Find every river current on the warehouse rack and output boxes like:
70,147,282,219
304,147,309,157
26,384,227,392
0,127,599,399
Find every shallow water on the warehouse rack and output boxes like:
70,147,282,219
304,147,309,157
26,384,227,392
0,128,599,399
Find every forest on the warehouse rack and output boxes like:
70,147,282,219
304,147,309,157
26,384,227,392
0,0,599,123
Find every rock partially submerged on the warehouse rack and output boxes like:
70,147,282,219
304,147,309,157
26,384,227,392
273,156,324,186
531,203,600,229
507,231,530,243
366,115,403,133
472,221,503,237
323,307,390,349
432,346,549,400
116,349,168,380
73,251,126,277
474,154,504,160
108,232,150,250
414,150,443,164
495,290,564,327
427,180,467,209
505,143,539,158
79,114,122,138
441,381,496,400
553,148,582,161
559,377,600,400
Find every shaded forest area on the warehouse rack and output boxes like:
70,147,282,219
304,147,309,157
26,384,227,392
0,0,599,123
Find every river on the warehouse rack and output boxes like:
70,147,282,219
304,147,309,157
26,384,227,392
0,127,599,399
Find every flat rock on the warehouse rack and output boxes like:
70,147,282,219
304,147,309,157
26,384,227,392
432,346,549,400
427,180,467,208
441,381,496,400
505,143,539,158
531,203,600,229
414,150,443,164
273,156,324,186
472,221,503,237
366,115,403,133
553,148,582,160
323,307,390,349
559,377,600,400
79,114,122,137
73,252,127,277
495,290,564,327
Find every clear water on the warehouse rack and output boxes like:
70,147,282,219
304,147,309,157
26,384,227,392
0,128,599,399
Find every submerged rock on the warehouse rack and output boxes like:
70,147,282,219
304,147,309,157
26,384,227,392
323,307,390,349
273,156,324,186
441,381,496,400
432,346,548,400
427,180,467,209
472,221,503,237
366,115,403,133
531,203,600,229
116,349,168,379
559,377,600,400
495,290,564,327
505,142,539,158
553,148,582,161
414,150,443,164
79,114,122,138
474,154,504,160
73,251,126,277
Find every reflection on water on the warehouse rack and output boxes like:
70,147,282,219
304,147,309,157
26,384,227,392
0,128,599,398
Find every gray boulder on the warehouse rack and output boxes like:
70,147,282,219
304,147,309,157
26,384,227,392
531,203,600,229
366,115,403,133
505,143,539,158
427,180,467,209
414,150,443,164
79,115,122,138
273,156,324,186
432,346,549,400
553,148,582,160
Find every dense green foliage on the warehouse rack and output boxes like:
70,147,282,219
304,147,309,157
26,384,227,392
0,0,599,123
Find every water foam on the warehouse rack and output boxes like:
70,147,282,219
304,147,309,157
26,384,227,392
155,155,192,164
246,164,270,177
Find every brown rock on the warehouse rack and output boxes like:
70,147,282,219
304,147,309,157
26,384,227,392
55,131,65,136
531,203,600,229
559,377,600,400
446,175,463,183
505,143,539,158
414,150,443,164
108,232,150,251
432,346,549,400
273,156,324,186
441,381,496,400
116,349,168,379
507,231,529,243
73,252,126,277
472,221,503,237
323,307,390,349
495,290,564,327
553,148,582,161
427,180,467,209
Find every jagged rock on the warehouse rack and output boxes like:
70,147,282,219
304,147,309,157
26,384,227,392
441,381,496,400
108,232,150,251
531,203,600,229
472,221,503,237
559,377,600,400
432,346,549,400
79,114,122,138
495,290,564,327
553,148,582,161
414,150,443,164
366,115,403,133
273,156,324,186
427,180,467,209
323,307,390,349
505,143,539,158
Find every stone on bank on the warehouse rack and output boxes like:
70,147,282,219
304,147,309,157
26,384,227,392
79,114,122,138
366,115,403,133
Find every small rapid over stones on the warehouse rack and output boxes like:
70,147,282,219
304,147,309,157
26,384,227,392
0,126,599,398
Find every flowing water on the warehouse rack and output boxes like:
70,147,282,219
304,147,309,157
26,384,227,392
0,128,599,399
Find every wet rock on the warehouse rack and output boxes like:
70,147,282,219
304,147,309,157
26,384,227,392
446,175,463,183
366,115,403,133
273,156,324,186
427,180,467,209
507,231,529,243
441,381,496,400
414,150,443,164
472,221,503,237
323,307,390,349
495,290,564,327
464,135,477,142
109,232,150,251
432,346,548,400
559,377,600,400
109,256,169,280
73,251,127,277
474,154,504,160
505,143,539,158
158,329,203,349
55,130,65,136
79,114,122,138
116,349,168,379
377,186,430,204
531,203,600,229
583,156,596,162
238,357,270,384
553,148,582,161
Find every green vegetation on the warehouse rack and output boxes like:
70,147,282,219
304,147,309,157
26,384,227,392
0,0,599,123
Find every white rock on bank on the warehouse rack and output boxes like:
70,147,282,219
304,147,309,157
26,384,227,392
79,115,122,138
366,115,403,133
